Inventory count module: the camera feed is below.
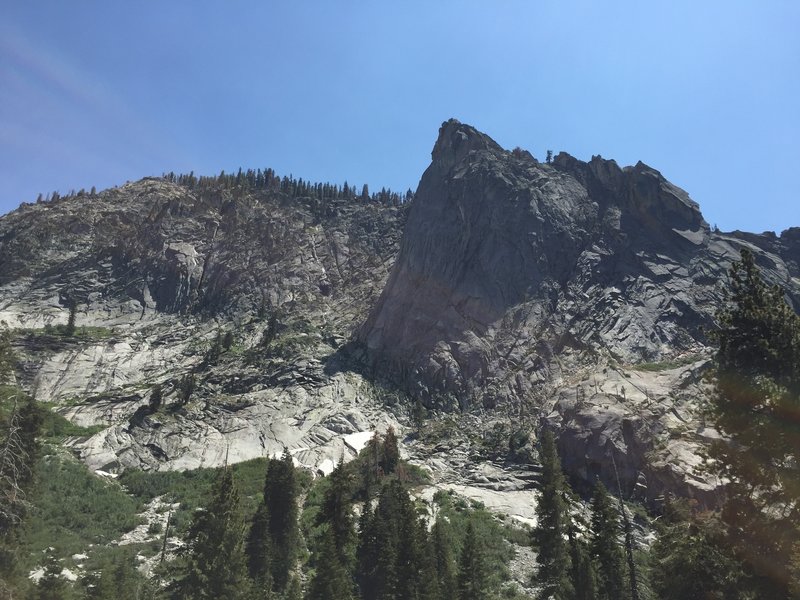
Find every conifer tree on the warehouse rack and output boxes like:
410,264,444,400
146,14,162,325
417,519,440,600
284,574,302,600
532,429,574,600
395,482,425,600
172,468,249,599
0,394,43,535
373,481,401,599
458,522,489,600
245,501,274,595
0,330,15,384
711,248,800,594
568,526,597,600
0,392,43,597
380,426,399,475
359,432,382,498
650,499,745,600
319,456,355,566
431,518,458,600
65,298,77,336
35,548,67,600
305,528,354,600
263,450,299,591
178,373,195,406
356,499,379,599
589,483,626,600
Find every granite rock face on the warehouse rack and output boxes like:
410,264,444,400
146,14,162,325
360,119,799,406
2,120,798,504
358,119,800,499
0,178,406,473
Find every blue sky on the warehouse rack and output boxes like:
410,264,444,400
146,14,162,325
1,2,798,232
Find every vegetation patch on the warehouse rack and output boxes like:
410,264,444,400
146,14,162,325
631,353,704,372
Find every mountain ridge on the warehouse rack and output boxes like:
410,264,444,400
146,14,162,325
0,119,797,507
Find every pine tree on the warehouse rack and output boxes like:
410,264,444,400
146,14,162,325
710,248,800,594
172,469,249,599
283,574,302,600
650,499,746,600
0,330,15,384
457,522,489,600
264,450,299,591
568,526,597,600
65,298,77,336
532,429,574,600
395,482,425,600
431,518,458,600
380,427,399,475
356,499,379,599
319,456,355,566
0,393,43,598
305,528,354,600
246,501,274,595
35,548,67,600
589,483,626,600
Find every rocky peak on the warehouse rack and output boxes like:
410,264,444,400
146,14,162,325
1,120,797,508
359,119,798,408
355,120,799,499
429,119,504,173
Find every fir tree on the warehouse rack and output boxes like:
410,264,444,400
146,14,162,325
283,574,302,600
374,481,402,599
380,426,399,475
35,548,67,600
650,499,746,600
65,298,77,336
395,482,426,600
356,499,379,599
359,432,382,498
305,528,353,600
172,468,249,599
416,519,440,600
710,248,800,594
431,518,458,600
458,522,489,600
568,526,597,600
589,483,626,600
246,501,274,595
264,449,299,591
319,456,355,566
532,429,574,600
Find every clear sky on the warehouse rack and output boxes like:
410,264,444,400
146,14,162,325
1,2,798,232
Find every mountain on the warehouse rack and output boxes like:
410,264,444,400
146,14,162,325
1,119,798,508
0,176,407,474
358,119,800,501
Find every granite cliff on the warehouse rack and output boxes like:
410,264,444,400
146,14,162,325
1,119,798,510
358,119,800,501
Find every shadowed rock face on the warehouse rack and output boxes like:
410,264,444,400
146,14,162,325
2,120,798,505
359,119,800,411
